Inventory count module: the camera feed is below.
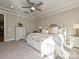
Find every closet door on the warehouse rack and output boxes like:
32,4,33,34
0,14,4,42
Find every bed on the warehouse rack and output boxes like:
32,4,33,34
26,31,65,52
26,24,67,51
26,24,69,59
26,33,51,51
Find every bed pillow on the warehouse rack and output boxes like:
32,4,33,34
59,28,64,34
48,26,59,34
42,28,48,33
59,27,67,39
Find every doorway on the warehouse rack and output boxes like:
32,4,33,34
0,14,4,42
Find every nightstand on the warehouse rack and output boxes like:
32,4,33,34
16,27,25,41
70,35,79,48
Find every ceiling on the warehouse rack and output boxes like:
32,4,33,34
0,0,79,18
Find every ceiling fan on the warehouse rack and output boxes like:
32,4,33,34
22,0,43,14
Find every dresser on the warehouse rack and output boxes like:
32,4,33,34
16,27,25,41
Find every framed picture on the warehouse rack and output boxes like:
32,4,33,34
18,22,23,27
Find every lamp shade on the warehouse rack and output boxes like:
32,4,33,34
73,24,79,29
38,27,42,29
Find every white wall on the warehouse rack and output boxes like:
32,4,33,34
37,7,79,36
0,11,37,41
1,7,79,41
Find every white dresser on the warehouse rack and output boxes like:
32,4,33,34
16,27,25,41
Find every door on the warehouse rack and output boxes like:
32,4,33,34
0,14,4,42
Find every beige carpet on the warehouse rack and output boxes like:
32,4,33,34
0,40,41,59
69,48,79,59
0,40,79,59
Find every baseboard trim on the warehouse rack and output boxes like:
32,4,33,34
5,39,15,42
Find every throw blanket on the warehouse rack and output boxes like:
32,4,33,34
41,34,70,59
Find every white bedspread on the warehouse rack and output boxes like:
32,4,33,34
27,33,64,42
27,33,70,59
27,33,51,42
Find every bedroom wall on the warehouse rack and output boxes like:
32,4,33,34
37,7,79,37
0,11,37,41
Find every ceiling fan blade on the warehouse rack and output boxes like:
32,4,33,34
36,8,42,11
22,6,30,8
36,2,43,6
27,0,32,4
24,11,29,14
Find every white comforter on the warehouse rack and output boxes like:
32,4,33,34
27,33,64,42
27,33,70,59
27,33,50,42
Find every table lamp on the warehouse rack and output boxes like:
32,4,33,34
38,27,42,33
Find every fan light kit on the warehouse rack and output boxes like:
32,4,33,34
10,5,14,8
22,0,43,14
31,7,35,10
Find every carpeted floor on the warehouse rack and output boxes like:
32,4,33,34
0,40,79,59
69,48,79,59
0,40,41,59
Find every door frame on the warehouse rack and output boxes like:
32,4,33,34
0,12,6,42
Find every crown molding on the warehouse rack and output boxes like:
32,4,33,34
0,6,36,20
35,0,79,19
0,0,78,20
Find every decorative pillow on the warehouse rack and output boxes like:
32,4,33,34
59,27,65,34
42,28,48,33
59,27,67,40
48,27,59,34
